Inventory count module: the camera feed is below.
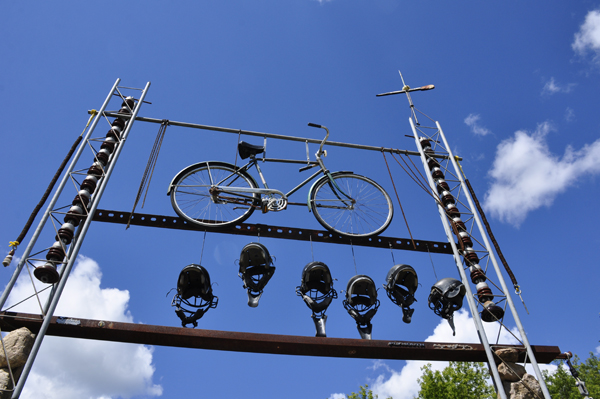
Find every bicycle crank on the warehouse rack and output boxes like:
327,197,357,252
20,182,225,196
260,190,288,213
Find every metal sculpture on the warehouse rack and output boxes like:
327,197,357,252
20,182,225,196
418,137,504,323
34,97,135,284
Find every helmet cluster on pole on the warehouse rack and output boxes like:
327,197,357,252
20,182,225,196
34,97,136,284
418,137,504,325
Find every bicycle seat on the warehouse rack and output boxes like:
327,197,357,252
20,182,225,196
238,141,265,159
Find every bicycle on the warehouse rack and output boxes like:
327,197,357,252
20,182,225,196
167,123,394,238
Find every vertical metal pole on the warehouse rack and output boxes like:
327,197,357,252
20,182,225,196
11,81,151,399
435,121,552,398
0,79,121,311
409,118,508,399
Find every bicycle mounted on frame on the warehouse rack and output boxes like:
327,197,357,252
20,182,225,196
167,123,394,238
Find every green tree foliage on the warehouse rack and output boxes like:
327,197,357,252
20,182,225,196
416,361,495,399
543,352,600,399
347,384,376,399
346,384,392,399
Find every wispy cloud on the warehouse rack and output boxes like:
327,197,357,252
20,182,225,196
464,114,492,136
484,122,600,226
573,8,600,64
565,107,575,122
7,256,163,399
541,77,576,96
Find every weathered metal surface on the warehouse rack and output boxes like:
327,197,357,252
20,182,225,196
91,209,454,254
0,312,563,363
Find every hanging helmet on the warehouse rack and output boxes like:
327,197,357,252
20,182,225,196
343,275,380,340
384,264,418,324
238,242,275,307
428,277,465,336
295,261,337,337
172,264,218,328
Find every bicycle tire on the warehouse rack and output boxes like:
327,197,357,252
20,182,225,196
170,161,259,228
310,173,393,237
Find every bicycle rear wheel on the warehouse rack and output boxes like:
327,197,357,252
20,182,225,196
310,173,393,237
170,161,259,228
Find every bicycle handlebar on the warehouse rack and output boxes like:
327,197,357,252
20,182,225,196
308,122,329,156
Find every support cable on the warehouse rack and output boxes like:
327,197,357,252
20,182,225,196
381,150,416,249
350,240,358,274
3,110,97,267
126,119,168,229
199,230,207,265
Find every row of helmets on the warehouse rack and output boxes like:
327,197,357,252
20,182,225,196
170,242,467,339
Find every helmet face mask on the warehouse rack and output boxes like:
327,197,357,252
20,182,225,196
384,264,418,324
428,277,466,336
172,264,218,328
343,275,380,340
296,261,337,337
238,242,276,307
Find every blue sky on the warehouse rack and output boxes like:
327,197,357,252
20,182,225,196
2,1,600,398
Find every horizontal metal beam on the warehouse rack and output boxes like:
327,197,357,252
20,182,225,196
102,111,459,160
92,209,454,254
0,312,563,363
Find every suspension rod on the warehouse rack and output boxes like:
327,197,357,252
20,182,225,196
102,112,459,160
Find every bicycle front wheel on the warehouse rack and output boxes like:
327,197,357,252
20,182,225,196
170,161,259,228
310,173,393,237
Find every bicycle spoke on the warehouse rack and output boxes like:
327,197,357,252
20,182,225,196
311,174,393,237
171,162,258,227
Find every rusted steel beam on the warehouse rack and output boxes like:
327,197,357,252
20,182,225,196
0,312,563,363
91,209,454,254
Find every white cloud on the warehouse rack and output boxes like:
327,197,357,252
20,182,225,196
573,9,600,63
6,256,162,399
541,77,575,96
369,310,558,399
370,310,520,399
483,122,600,226
464,114,492,136
328,394,346,399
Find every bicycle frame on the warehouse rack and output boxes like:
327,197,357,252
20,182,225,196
235,156,325,204
169,123,394,237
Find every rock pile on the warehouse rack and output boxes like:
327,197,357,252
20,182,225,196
0,327,35,398
495,347,543,399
